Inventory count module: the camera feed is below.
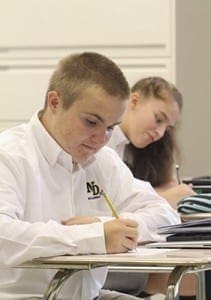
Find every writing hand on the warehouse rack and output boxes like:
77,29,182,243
104,218,138,253
159,183,196,209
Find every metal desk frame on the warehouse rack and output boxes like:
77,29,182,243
18,248,211,300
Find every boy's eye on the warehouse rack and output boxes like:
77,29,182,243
86,119,98,126
106,126,114,132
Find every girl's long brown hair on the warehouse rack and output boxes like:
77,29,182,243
124,77,182,187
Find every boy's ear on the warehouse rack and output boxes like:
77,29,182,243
47,91,61,112
129,92,141,109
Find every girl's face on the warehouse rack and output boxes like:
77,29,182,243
120,92,181,148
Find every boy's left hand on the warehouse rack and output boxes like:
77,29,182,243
61,216,100,225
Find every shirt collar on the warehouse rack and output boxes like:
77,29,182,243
29,111,74,171
29,111,96,171
110,125,129,148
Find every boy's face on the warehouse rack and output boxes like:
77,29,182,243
45,86,127,163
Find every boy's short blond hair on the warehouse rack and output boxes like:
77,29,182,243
45,52,130,109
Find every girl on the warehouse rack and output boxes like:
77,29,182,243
105,77,196,300
107,76,195,208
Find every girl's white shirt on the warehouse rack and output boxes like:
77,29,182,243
107,125,129,160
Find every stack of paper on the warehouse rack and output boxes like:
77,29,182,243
158,218,211,242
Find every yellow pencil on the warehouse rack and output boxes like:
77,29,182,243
175,164,181,184
100,190,119,218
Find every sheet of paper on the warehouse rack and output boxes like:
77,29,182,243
110,247,174,256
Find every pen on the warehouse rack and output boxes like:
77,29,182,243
175,164,182,184
100,190,119,218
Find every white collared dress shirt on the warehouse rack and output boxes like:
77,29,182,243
0,113,180,300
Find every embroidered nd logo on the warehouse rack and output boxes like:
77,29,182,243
86,181,101,199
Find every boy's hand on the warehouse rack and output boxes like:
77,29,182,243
104,219,138,253
61,216,100,225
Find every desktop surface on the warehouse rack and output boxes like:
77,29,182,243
30,247,211,267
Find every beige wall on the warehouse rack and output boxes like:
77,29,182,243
3,0,210,178
176,0,211,177
0,0,175,131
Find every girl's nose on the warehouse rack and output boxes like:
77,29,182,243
155,125,166,139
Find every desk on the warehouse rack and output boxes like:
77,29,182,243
18,248,211,300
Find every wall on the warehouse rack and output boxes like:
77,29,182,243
176,0,211,177
0,0,175,131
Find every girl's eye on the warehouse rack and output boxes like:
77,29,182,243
166,125,174,132
155,114,164,123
